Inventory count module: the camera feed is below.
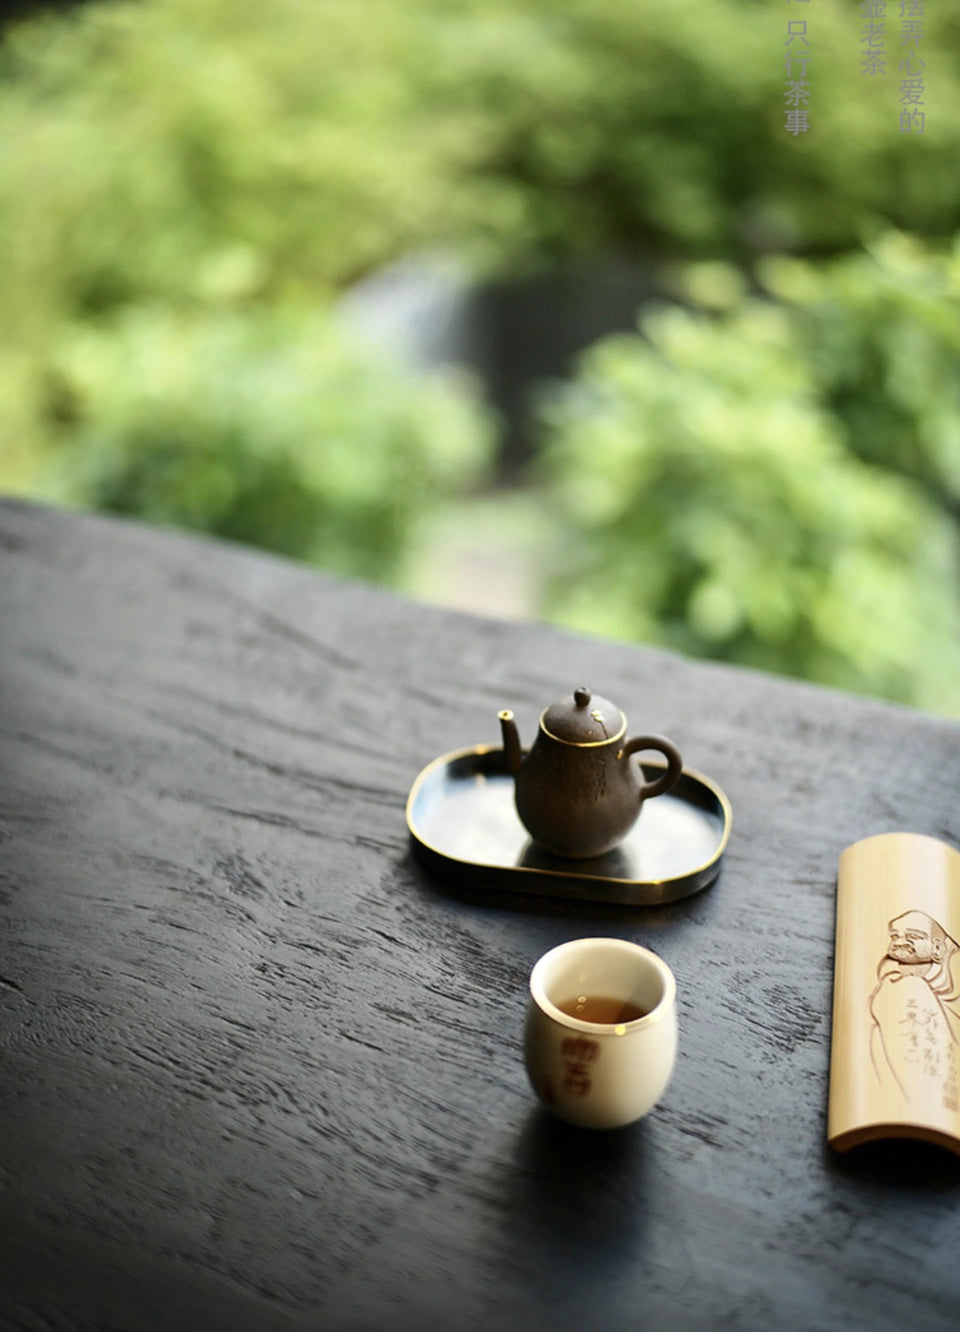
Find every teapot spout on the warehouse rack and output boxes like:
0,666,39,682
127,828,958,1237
498,709,523,778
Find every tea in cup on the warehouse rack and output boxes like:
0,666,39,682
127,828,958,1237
524,937,677,1129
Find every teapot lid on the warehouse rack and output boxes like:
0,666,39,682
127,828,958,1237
541,687,625,744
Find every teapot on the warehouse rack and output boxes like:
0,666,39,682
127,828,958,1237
498,686,683,859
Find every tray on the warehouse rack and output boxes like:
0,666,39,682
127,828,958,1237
406,745,732,905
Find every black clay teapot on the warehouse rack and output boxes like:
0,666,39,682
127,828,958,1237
498,687,683,859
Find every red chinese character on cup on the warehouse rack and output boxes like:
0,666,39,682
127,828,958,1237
560,1036,600,1096
561,1036,600,1063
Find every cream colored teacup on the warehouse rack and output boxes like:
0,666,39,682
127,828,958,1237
524,938,677,1130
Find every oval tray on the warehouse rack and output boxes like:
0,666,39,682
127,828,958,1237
406,745,732,905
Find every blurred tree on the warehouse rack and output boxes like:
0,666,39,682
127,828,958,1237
759,235,960,511
0,0,957,356
0,0,499,564
536,234,960,715
34,307,494,579
0,0,476,339
1,0,958,711
419,0,960,262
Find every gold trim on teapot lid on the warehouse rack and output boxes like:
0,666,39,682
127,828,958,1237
540,687,626,746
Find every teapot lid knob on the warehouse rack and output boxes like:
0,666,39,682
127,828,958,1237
574,687,591,708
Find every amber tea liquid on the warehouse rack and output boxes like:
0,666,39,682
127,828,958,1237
556,994,649,1024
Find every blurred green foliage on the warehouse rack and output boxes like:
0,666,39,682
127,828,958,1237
0,0,500,562
35,307,493,580
759,236,960,507
537,234,960,715
1,0,959,709
1,0,957,353
423,0,960,260
0,0,471,333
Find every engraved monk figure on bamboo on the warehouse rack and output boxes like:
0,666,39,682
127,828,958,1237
869,910,960,1109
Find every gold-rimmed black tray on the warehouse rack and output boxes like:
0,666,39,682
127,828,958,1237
406,745,732,905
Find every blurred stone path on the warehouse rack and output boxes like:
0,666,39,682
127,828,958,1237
401,488,550,621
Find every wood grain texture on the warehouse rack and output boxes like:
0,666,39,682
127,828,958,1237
2,497,960,1332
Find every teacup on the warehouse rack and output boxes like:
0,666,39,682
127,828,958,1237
524,937,677,1129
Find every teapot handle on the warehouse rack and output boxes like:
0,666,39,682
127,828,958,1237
619,735,683,802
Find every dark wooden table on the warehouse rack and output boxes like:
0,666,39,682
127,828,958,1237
3,498,960,1332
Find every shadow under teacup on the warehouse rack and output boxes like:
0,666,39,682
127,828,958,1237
524,937,677,1130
